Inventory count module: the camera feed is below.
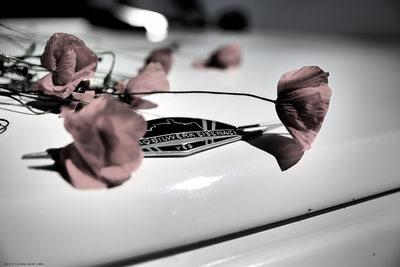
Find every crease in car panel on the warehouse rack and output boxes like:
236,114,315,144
96,186,400,267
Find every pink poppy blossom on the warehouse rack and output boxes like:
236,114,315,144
126,62,170,96
115,82,158,109
33,64,96,99
194,43,242,69
275,66,332,151
59,90,96,117
33,33,98,98
144,47,173,74
58,95,147,189
112,62,169,109
99,58,169,110
71,90,95,104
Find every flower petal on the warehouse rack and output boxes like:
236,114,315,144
41,33,98,73
52,47,76,85
144,47,173,74
275,66,332,150
195,43,242,69
130,97,158,109
38,33,98,99
62,95,147,188
71,90,95,103
277,66,329,94
33,62,96,98
58,143,108,189
113,81,127,94
126,62,170,97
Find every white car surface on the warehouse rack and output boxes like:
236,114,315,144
1,18,399,266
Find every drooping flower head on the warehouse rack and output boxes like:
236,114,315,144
58,95,147,189
275,66,332,151
34,33,98,99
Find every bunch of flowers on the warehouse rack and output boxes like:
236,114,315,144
0,32,331,189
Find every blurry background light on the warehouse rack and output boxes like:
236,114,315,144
2,0,399,37
115,4,168,42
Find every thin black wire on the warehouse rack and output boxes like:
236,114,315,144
96,51,116,86
0,118,9,134
1,43,277,114
123,90,277,104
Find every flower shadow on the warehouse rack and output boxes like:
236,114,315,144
26,99,66,113
26,148,109,189
26,132,304,188
245,133,305,171
28,162,94,189
26,150,65,181
28,161,74,185
28,164,58,171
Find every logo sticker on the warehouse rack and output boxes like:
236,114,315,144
140,117,242,157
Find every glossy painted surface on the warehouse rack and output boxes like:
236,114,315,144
1,19,400,266
137,191,400,267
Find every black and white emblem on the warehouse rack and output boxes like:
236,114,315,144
21,117,282,160
140,117,245,157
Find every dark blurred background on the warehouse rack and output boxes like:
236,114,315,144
2,0,400,36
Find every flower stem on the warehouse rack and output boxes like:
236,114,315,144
124,90,277,104
96,51,116,86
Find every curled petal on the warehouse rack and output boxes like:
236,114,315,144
126,62,170,97
144,47,173,74
277,66,330,94
41,33,98,73
275,66,332,150
38,33,98,99
61,95,147,189
33,73,76,99
33,62,97,98
52,47,76,85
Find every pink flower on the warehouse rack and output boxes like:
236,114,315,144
113,81,128,94
144,47,173,74
114,62,169,109
33,33,98,98
58,95,147,189
126,62,170,95
113,82,157,110
194,43,242,69
59,90,96,117
275,66,332,151
71,90,95,104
